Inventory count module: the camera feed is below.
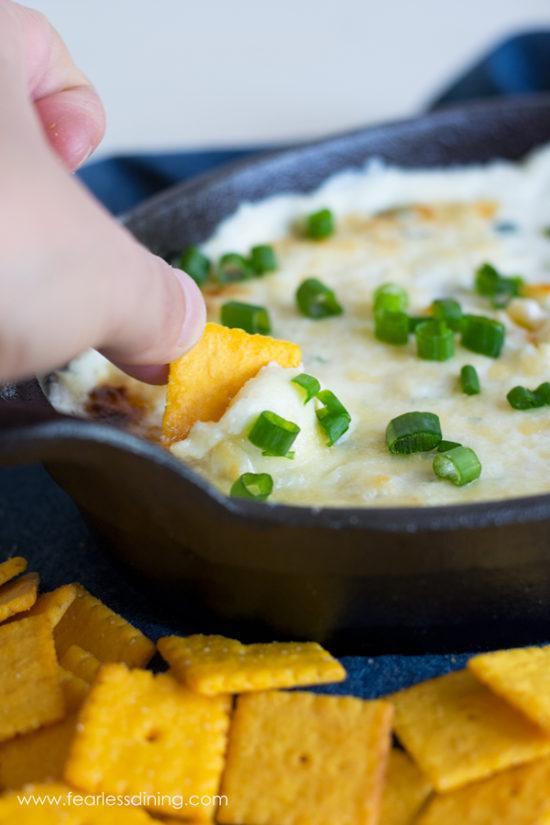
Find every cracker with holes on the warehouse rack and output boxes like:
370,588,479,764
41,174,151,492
379,748,432,825
59,644,101,684
390,669,550,792
468,645,550,733
0,615,65,742
415,755,550,825
54,586,154,668
162,322,301,445
24,583,79,627
218,690,393,825
157,633,346,695
0,557,26,587
0,573,39,623
65,664,231,820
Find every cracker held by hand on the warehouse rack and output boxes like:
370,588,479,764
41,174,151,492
0,572,39,623
469,645,550,733
390,669,550,792
24,583,79,627
157,633,346,695
0,556,27,587
65,664,231,820
0,615,65,742
162,322,301,445
415,755,550,825
218,690,393,825
54,586,154,668
379,748,432,825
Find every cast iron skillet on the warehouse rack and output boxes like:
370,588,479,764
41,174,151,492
2,96,550,653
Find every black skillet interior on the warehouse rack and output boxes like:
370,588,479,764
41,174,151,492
2,96,550,652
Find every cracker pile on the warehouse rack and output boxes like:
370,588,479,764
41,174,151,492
1,556,550,823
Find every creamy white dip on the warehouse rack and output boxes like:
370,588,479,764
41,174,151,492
50,146,550,507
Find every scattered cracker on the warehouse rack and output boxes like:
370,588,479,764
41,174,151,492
162,322,301,445
390,669,550,792
0,715,77,790
0,782,157,823
415,755,550,824
157,633,346,695
0,615,65,742
59,644,101,684
0,557,27,587
0,573,39,623
65,664,231,820
469,645,550,732
380,748,432,825
54,587,154,668
59,667,90,714
218,690,393,825
24,583,79,627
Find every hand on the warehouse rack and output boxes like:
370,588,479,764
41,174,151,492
0,0,205,385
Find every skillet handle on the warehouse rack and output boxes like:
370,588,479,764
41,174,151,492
0,400,81,467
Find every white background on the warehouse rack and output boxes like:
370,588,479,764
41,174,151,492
26,0,550,158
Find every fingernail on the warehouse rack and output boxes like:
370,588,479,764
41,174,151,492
173,268,206,354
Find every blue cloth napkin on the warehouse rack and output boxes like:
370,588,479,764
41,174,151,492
1,31,550,695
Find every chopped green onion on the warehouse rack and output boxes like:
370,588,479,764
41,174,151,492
460,365,481,396
375,310,410,345
461,314,505,358
506,382,550,410
408,316,429,332
306,208,334,240
415,320,455,361
543,227,550,238
494,222,517,234
437,440,462,452
177,246,211,287
215,252,253,284
315,389,351,446
291,373,321,404
220,301,271,335
250,244,277,275
230,472,273,501
373,283,408,313
386,411,442,454
475,262,523,308
296,278,343,319
433,446,481,486
248,410,300,458
432,298,463,331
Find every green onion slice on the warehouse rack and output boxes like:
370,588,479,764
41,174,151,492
415,320,455,361
461,314,505,358
177,246,211,287
291,373,321,404
248,410,300,458
536,382,550,404
220,301,271,335
216,252,253,284
306,208,334,240
460,365,481,396
507,385,544,410
315,389,351,446
408,316,429,332
296,278,343,319
250,244,277,275
230,472,273,501
437,440,462,452
373,283,409,313
475,262,523,308
375,309,410,345
386,411,442,454
433,446,481,486
432,298,463,331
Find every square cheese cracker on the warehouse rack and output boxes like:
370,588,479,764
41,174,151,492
162,322,301,445
65,664,231,821
0,573,39,623
0,557,27,587
157,633,346,695
469,645,550,732
23,583,79,627
390,669,550,792
379,748,432,825
218,690,393,825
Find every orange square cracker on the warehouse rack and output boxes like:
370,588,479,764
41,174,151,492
59,644,101,684
65,664,231,821
0,557,27,587
157,633,346,695
218,690,393,825
24,583,79,627
162,322,301,444
0,714,78,790
0,573,39,623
